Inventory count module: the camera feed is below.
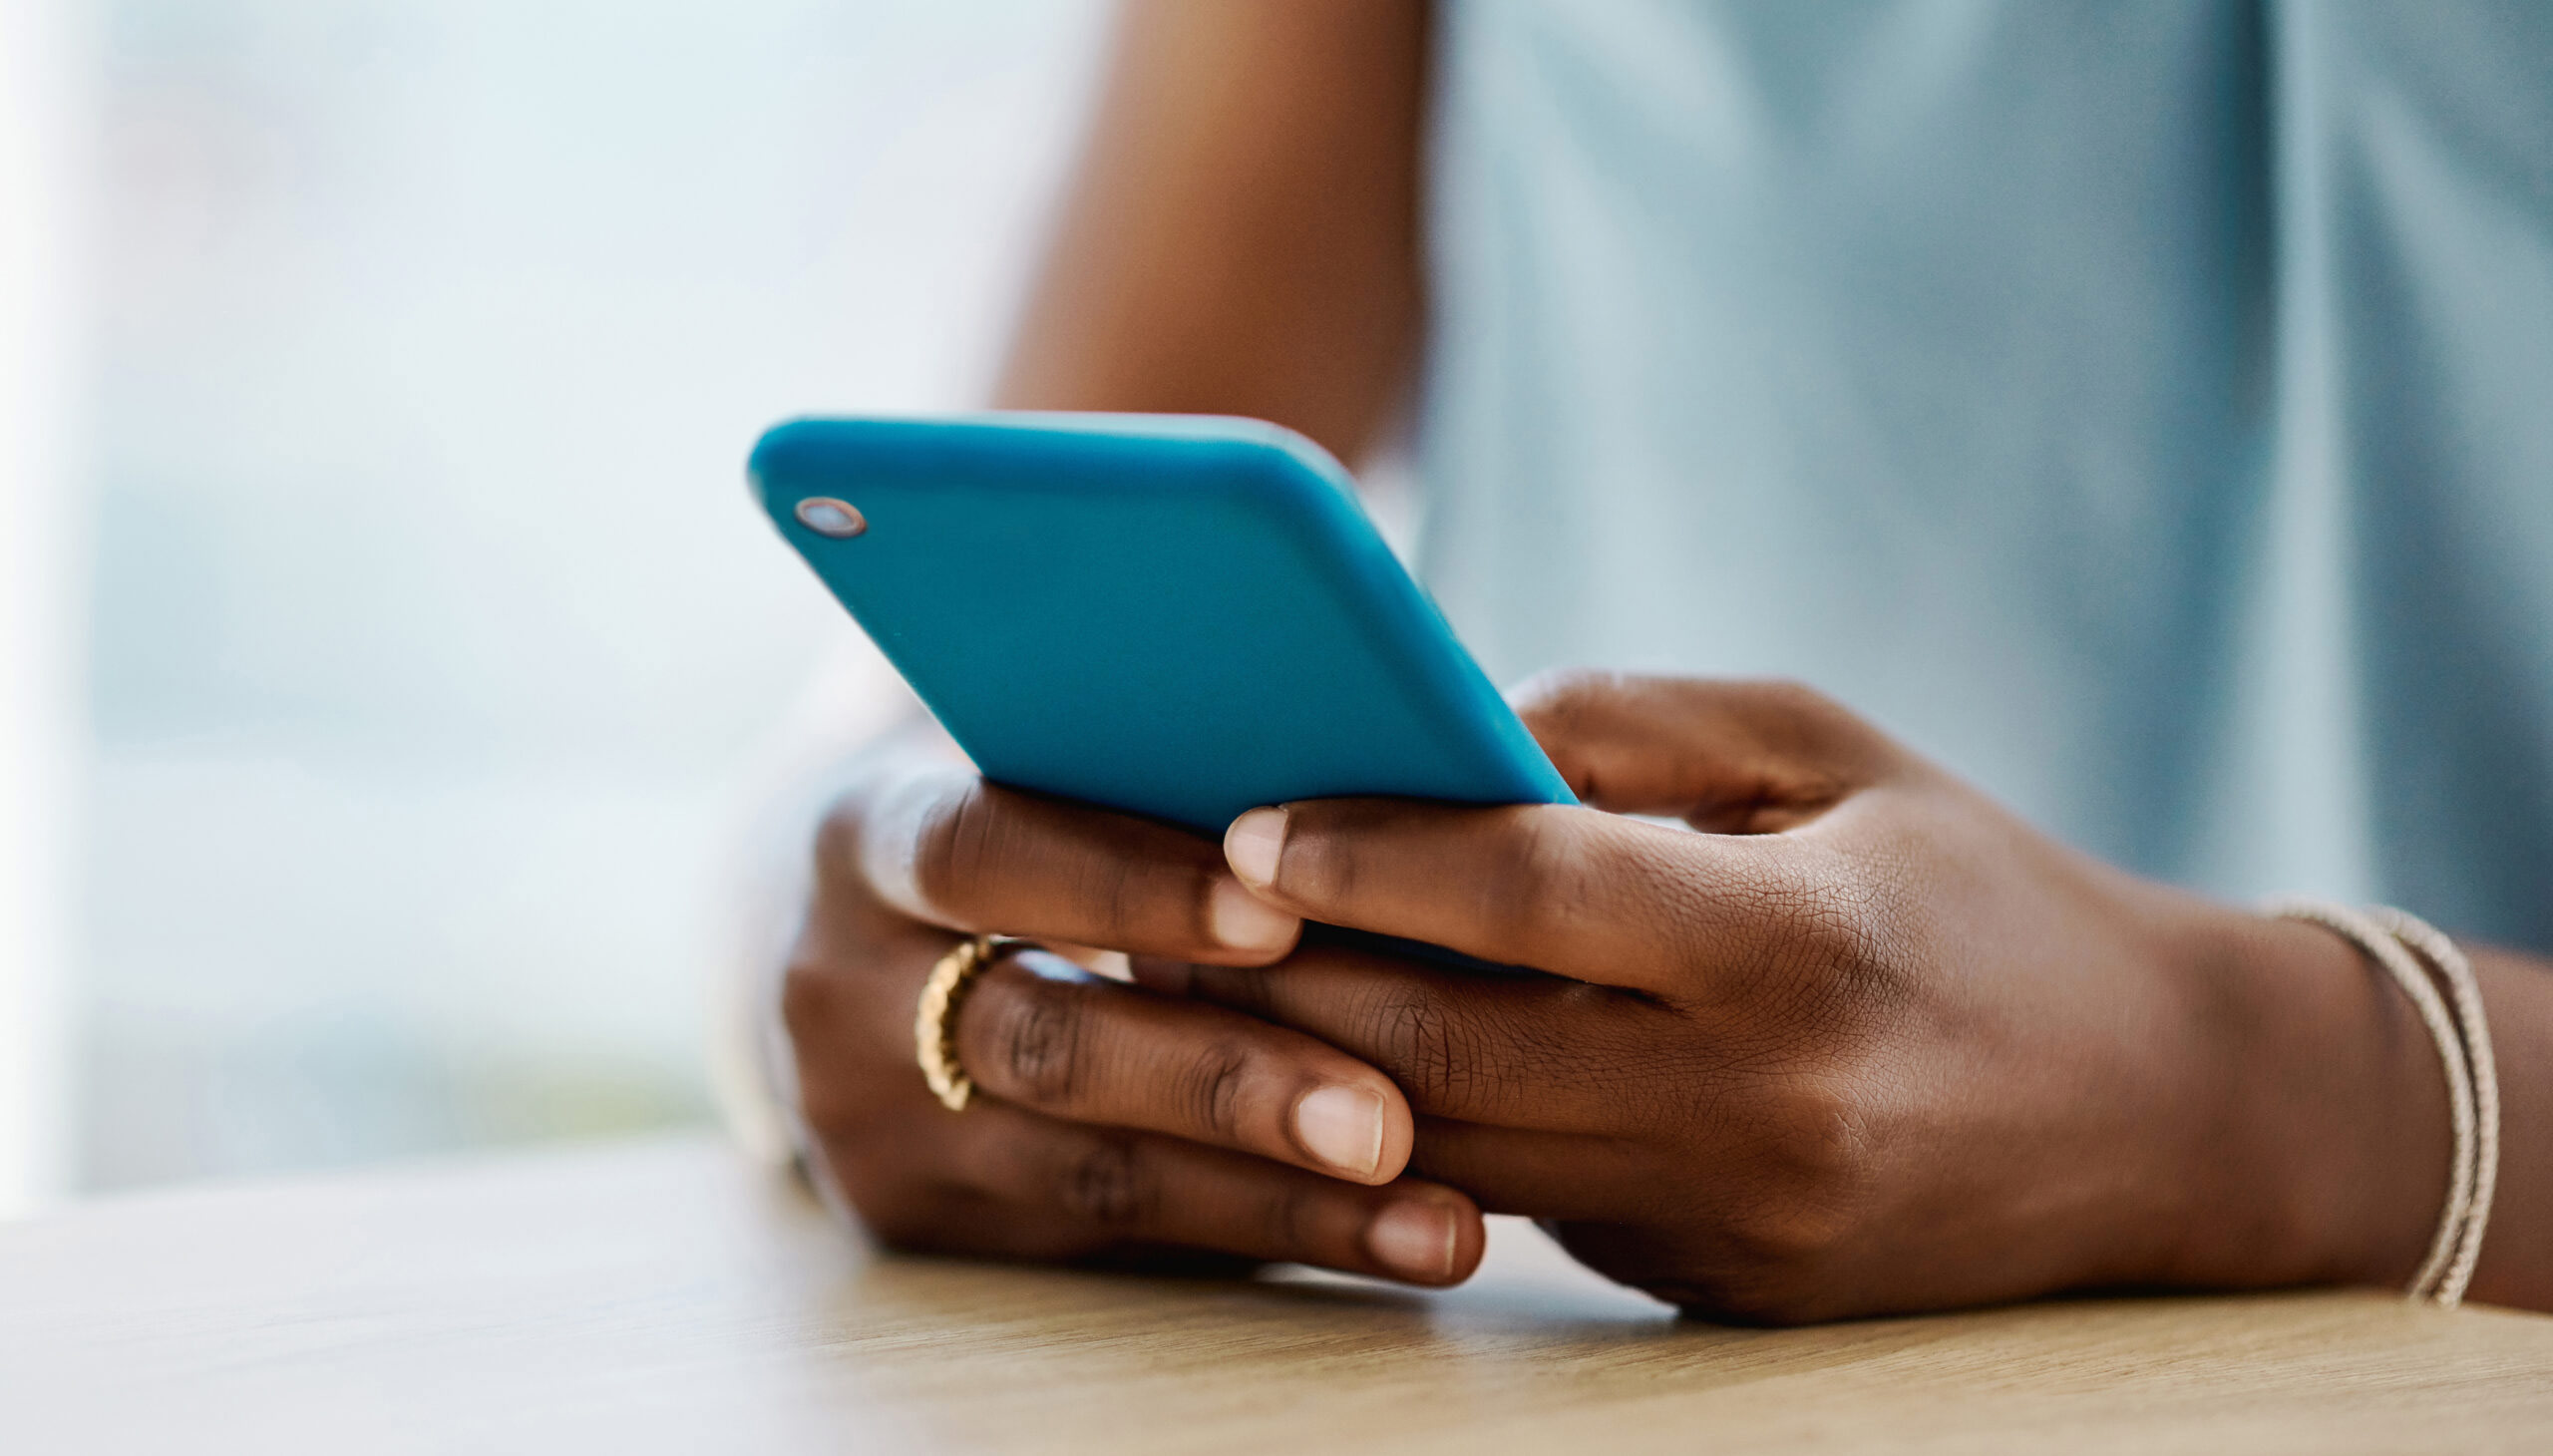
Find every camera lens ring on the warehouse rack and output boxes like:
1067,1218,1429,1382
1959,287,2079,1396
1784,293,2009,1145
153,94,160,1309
794,497,867,539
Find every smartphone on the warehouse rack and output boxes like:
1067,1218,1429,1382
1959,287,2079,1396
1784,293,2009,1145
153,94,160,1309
748,412,1576,838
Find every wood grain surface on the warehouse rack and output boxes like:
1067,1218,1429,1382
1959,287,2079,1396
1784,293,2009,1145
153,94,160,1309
3,1134,2547,1453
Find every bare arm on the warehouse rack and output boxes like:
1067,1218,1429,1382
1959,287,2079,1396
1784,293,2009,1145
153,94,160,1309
995,0,1428,466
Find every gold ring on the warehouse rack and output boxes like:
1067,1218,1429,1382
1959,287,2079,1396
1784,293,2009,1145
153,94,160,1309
914,933,1025,1111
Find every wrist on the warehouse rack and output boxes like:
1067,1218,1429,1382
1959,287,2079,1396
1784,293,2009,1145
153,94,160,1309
2154,902,2451,1292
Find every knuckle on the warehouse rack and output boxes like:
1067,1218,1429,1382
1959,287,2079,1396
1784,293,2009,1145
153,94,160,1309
1082,847,1166,943
1259,1182,1319,1254
1073,842,1214,951
1058,1135,1157,1229
1176,1040,1255,1142
1555,1051,1894,1326
1715,1184,1863,1276
1362,990,1482,1108
1471,811,1590,948
1791,861,1916,1008
1615,1069,1886,1323
1702,855,1899,1014
983,974,1095,1107
909,778,1001,919
1775,880,1881,989
1719,1077,1883,1266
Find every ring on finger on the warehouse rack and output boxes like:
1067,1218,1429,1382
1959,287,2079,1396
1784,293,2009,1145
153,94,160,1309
914,933,1030,1111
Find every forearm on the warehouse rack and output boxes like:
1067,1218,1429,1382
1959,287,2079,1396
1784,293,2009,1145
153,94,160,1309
992,0,1427,466
2179,908,2553,1311
2464,944,2553,1309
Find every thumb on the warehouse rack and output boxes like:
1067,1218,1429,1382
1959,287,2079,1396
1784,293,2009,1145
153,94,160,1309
1506,671,1906,834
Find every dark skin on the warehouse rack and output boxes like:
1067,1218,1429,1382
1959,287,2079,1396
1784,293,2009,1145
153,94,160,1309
777,0,2553,1317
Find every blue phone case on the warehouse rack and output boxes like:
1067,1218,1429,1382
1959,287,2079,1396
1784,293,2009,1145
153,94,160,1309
749,413,1576,837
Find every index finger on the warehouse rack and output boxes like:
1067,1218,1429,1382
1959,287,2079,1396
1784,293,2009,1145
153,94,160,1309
838,761,1302,965
1148,942,1660,1130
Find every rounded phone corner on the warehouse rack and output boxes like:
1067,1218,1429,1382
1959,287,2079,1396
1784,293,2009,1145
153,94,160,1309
744,416,833,514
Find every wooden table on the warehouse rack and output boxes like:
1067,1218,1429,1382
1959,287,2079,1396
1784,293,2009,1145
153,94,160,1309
5,1135,2548,1453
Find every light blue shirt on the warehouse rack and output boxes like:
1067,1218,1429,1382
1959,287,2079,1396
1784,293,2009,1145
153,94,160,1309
1416,0,2553,949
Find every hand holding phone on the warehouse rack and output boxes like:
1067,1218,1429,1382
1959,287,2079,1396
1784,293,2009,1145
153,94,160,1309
753,412,1545,1291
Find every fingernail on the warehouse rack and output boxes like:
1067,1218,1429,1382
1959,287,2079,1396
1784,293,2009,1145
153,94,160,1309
1366,1200,1458,1282
1293,1085,1385,1178
1209,876,1297,952
1225,807,1287,888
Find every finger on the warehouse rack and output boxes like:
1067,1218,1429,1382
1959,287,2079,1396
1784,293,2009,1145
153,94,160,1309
939,1102,1487,1285
955,948,1414,1184
1223,797,1830,991
1170,944,1663,1129
1407,1117,1652,1221
1507,671,1901,830
849,760,1301,964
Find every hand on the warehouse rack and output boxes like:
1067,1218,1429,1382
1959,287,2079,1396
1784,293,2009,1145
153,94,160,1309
774,731,1488,1285
1153,673,2459,1322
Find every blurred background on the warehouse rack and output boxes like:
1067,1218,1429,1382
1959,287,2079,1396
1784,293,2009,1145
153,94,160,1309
3,0,1109,1204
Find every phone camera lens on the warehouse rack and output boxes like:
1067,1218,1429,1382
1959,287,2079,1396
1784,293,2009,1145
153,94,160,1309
794,497,867,539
